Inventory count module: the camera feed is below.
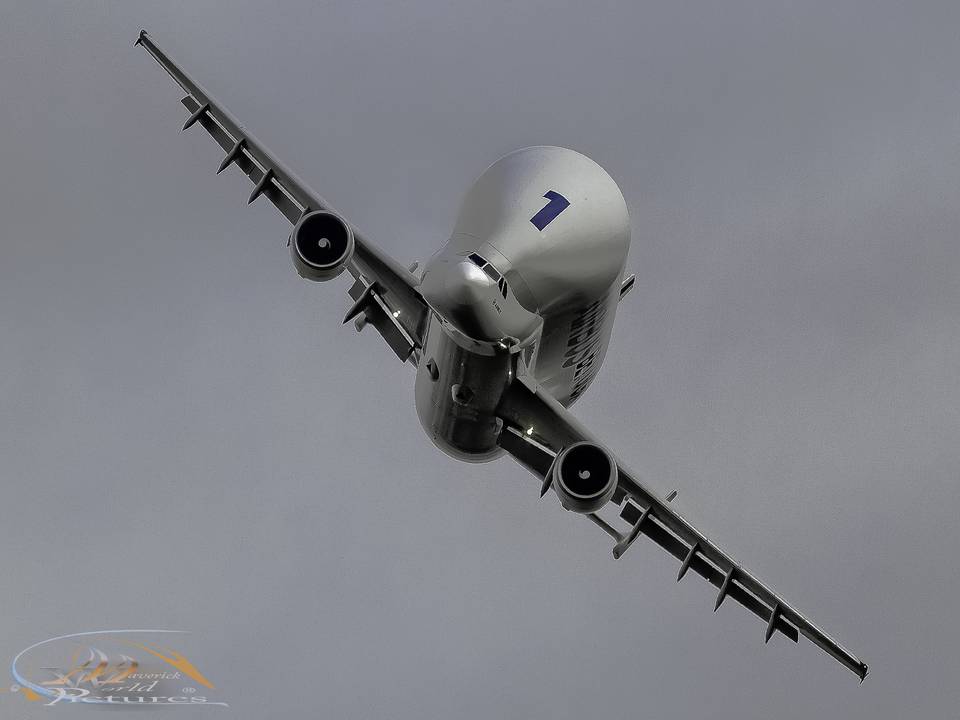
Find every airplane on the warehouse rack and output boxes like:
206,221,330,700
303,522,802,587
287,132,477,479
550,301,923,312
135,30,868,681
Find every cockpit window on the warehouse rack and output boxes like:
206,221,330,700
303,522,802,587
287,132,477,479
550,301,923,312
482,265,501,282
466,252,508,297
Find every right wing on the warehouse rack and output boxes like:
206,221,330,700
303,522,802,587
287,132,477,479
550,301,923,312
135,30,428,361
496,375,869,681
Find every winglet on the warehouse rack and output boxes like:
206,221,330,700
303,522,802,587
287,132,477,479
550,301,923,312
134,29,148,47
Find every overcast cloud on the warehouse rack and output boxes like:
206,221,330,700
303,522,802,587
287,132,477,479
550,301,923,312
1,2,959,718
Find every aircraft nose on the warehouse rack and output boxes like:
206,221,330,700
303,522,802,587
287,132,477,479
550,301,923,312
420,256,544,347
447,260,495,305
422,260,503,340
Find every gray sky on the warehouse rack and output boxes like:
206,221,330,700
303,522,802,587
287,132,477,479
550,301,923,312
2,1,958,717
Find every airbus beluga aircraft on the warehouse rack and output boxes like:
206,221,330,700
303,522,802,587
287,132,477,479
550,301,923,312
136,30,868,681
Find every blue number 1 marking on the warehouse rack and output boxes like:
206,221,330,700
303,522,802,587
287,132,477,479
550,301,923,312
530,190,570,231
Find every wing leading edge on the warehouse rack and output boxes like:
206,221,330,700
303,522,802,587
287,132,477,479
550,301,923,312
135,30,428,360
496,375,869,681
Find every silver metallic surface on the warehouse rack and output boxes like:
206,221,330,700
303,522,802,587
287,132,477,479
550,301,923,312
424,146,631,404
415,147,631,459
414,315,514,462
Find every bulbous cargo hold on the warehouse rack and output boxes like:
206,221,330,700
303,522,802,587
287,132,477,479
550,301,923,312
433,146,632,406
290,211,354,281
551,442,618,513
415,146,633,462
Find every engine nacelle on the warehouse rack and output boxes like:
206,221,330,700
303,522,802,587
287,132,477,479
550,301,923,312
551,442,618,513
290,211,354,281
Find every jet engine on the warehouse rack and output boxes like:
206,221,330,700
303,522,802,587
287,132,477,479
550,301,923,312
290,211,354,281
551,442,618,513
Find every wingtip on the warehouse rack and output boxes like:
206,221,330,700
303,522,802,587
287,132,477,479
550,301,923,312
134,29,147,47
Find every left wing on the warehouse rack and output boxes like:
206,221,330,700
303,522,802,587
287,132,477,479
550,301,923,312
135,30,428,362
496,375,869,681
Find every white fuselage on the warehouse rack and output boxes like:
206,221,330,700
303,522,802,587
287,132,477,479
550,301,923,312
415,146,631,461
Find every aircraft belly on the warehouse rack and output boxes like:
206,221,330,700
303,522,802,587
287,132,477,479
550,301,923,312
415,315,512,462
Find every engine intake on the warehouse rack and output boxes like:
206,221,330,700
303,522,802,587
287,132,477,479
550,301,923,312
290,211,354,281
552,442,618,513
